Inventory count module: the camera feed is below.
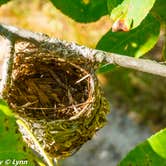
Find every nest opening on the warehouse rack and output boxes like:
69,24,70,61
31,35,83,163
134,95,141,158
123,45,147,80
8,47,92,120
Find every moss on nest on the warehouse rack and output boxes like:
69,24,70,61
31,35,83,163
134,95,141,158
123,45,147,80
2,40,110,158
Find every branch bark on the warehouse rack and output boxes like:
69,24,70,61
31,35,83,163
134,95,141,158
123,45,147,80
0,23,166,77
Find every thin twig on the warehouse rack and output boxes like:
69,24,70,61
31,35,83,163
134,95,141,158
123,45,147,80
75,74,90,84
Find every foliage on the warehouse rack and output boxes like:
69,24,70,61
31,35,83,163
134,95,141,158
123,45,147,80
152,0,166,23
119,128,166,165
0,100,44,165
0,0,10,6
50,0,165,60
97,14,160,58
108,0,156,31
50,0,108,22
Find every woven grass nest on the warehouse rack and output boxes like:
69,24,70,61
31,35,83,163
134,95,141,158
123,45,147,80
2,39,110,159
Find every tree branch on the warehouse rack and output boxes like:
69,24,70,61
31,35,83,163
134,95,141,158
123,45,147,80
0,23,166,77
94,51,166,77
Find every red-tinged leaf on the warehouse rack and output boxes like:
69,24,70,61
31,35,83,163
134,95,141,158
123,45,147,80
109,0,156,31
97,15,160,58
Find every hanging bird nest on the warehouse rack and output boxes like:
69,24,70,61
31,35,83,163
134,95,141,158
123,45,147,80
1,37,110,159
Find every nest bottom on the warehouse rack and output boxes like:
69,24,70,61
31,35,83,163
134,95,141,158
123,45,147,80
22,93,110,159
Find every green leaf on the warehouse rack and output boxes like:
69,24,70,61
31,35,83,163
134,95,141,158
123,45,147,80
0,0,10,5
0,99,43,165
96,64,117,73
151,0,166,23
119,128,166,166
96,15,160,58
107,0,123,12
109,0,156,31
50,0,108,22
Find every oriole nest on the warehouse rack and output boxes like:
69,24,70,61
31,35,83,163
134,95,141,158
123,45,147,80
2,40,110,158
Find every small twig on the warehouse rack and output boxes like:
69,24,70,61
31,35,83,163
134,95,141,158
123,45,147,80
25,107,56,110
20,101,38,108
70,103,89,120
67,89,74,104
75,74,90,84
72,104,79,114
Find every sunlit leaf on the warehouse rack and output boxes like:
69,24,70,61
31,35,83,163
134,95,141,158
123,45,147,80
119,128,166,166
97,15,160,57
109,0,156,31
0,100,44,165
